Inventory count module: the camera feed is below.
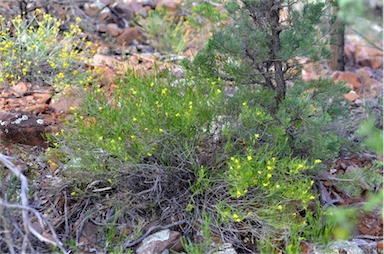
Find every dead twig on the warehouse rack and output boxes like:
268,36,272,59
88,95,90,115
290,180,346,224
0,153,67,253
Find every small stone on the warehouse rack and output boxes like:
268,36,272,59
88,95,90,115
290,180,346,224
12,82,28,95
156,0,181,12
98,8,112,21
83,2,100,17
107,23,123,36
97,23,108,33
343,91,358,102
116,27,141,46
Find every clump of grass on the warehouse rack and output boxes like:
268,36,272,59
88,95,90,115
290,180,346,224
49,69,337,252
0,10,93,91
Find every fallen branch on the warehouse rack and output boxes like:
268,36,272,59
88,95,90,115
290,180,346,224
0,153,67,253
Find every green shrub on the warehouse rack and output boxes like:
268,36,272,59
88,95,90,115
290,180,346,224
55,72,225,171
136,8,192,54
0,10,92,91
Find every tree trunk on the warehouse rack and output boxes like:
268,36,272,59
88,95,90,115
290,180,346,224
329,4,345,71
270,2,286,106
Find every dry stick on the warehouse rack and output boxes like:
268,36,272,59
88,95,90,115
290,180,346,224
0,154,67,253
0,206,16,254
122,219,187,249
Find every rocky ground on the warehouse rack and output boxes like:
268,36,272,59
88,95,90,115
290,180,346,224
0,0,383,253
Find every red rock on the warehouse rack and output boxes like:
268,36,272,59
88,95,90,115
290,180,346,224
360,78,382,98
33,93,52,104
355,67,374,79
343,91,358,102
12,82,28,95
156,0,181,12
50,87,83,114
355,45,383,70
334,71,361,91
116,27,141,46
378,240,383,254
107,23,122,36
25,104,48,114
98,66,117,86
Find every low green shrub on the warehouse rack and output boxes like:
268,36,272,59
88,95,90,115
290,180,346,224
52,67,345,252
0,10,92,91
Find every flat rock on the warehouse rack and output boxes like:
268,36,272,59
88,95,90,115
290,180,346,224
0,111,57,147
136,229,182,254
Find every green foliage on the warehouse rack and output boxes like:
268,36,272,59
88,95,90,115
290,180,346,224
54,71,224,172
189,0,328,94
181,214,214,253
136,8,192,54
0,11,92,90
356,116,383,155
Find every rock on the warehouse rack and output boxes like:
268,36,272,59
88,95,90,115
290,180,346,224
333,71,361,91
355,45,383,70
83,2,100,17
361,77,382,97
344,43,356,67
116,27,141,46
136,229,183,254
50,87,83,114
314,240,364,254
112,2,135,22
97,23,108,33
25,104,48,114
33,93,52,104
343,91,358,102
107,23,123,36
12,82,28,95
211,243,237,254
378,240,383,254
98,8,112,21
130,0,148,16
355,67,374,79
0,112,55,147
156,0,181,12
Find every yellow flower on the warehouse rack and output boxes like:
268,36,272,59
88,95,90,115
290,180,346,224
247,155,252,161
133,117,137,122
267,173,272,179
159,128,164,133
147,152,152,156
314,159,322,164
277,205,283,211
216,89,221,94
254,133,260,139
233,213,241,222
